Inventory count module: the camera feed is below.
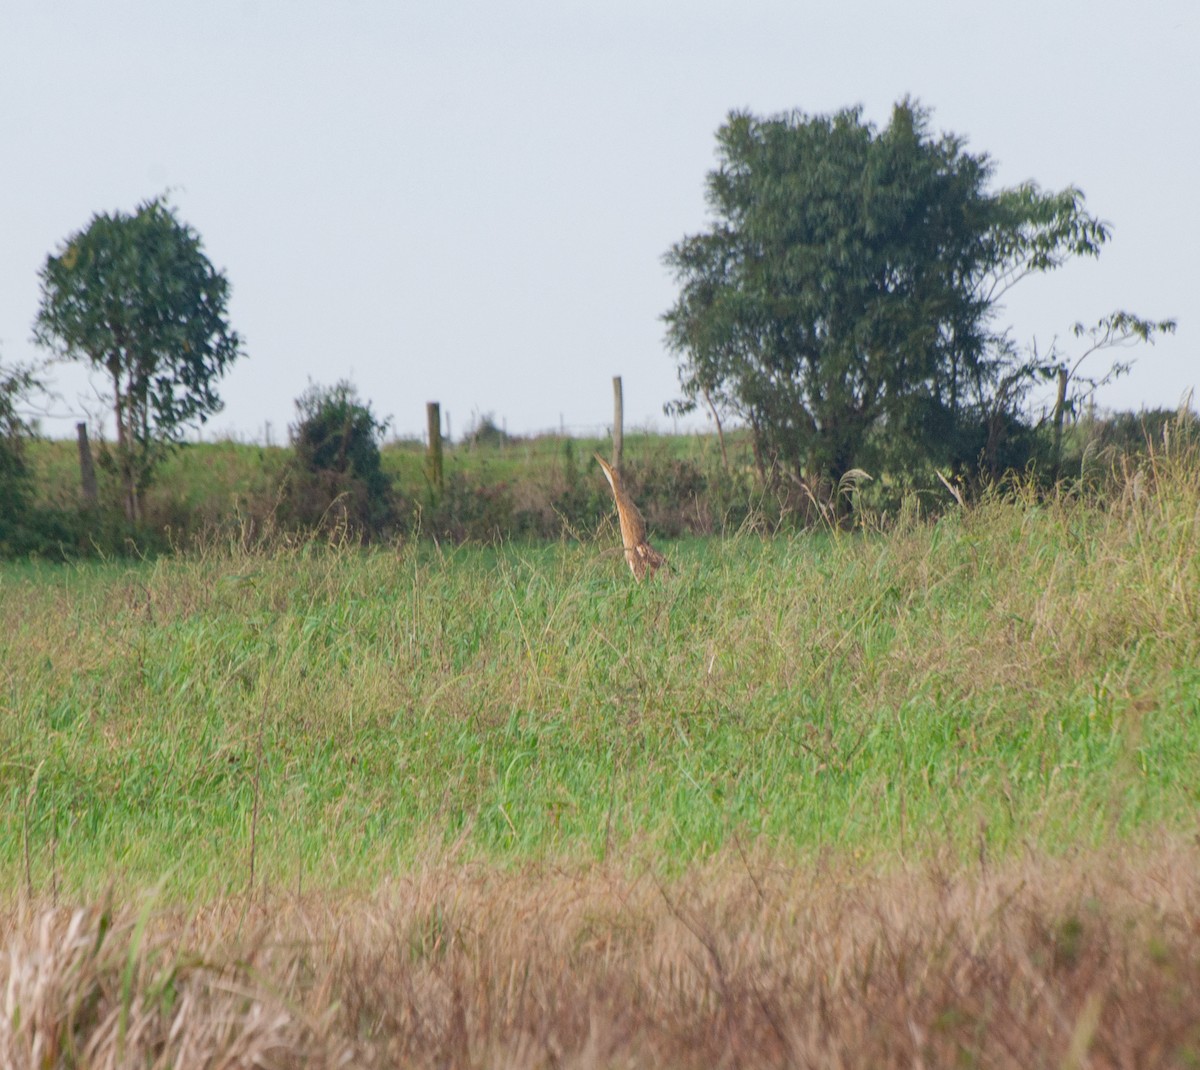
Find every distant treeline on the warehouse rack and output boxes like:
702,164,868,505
2,406,1196,561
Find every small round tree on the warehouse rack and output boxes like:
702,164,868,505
287,380,394,537
33,196,243,522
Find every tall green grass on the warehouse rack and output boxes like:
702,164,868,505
3,444,1199,898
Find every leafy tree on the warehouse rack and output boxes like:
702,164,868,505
663,100,1117,497
287,380,394,536
0,357,86,558
1043,312,1175,479
0,357,40,528
33,196,243,521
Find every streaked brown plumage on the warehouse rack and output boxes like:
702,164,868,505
594,453,667,581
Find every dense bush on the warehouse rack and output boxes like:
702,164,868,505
283,381,398,539
0,361,114,559
1082,407,1199,458
0,362,37,535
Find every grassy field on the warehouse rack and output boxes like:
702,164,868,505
2,438,1199,1065
26,428,743,512
21,427,761,554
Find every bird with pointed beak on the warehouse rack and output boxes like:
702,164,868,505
594,453,667,581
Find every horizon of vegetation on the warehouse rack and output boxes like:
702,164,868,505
29,396,1197,449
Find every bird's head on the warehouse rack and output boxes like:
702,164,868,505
594,452,619,493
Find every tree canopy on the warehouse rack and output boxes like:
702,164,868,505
663,100,1115,495
33,196,243,521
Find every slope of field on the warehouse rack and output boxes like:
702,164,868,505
2,444,1198,1065
5,448,1199,895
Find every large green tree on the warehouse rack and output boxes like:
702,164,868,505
34,197,243,521
663,100,1113,496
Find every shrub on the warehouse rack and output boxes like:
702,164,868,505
0,362,37,527
284,381,397,539
463,412,511,449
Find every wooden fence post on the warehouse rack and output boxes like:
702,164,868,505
426,401,444,497
612,375,624,471
77,423,98,506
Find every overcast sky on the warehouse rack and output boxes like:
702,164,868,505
2,0,1196,444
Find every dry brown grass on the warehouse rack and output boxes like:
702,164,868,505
3,839,1199,1068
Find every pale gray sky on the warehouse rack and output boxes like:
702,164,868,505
2,0,1196,443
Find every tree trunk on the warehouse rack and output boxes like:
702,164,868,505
749,416,767,482
702,389,729,473
112,368,138,523
1050,366,1069,484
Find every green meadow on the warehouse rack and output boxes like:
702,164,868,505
3,440,1200,1065
5,448,1198,899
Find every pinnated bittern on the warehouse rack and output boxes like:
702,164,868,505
594,453,667,581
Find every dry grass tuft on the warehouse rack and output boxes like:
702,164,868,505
0,902,329,1068
4,840,1199,1068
